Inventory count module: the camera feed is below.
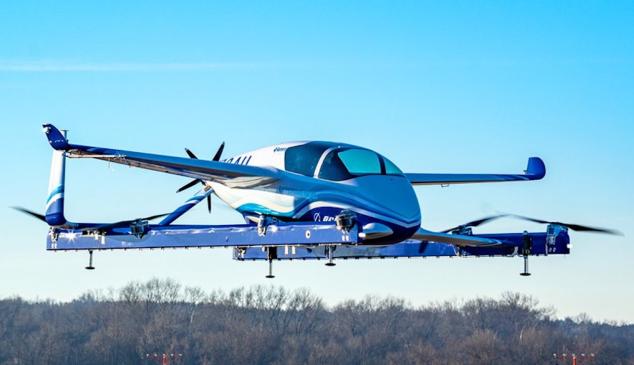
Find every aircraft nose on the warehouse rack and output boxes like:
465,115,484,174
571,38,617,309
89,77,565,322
351,175,421,226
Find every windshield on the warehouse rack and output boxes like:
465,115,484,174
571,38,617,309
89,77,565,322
383,156,403,174
284,142,332,177
338,149,382,174
318,148,402,181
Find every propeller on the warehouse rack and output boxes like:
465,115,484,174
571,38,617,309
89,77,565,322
13,207,168,233
83,213,169,233
176,143,225,213
509,215,623,235
440,214,508,233
12,207,47,223
441,214,622,236
176,178,201,193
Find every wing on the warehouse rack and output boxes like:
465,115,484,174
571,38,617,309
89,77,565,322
412,228,502,247
405,157,545,185
43,124,279,187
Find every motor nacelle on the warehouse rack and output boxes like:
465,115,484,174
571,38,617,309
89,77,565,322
130,219,150,238
335,210,356,233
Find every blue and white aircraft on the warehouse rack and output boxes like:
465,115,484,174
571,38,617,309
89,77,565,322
15,124,620,278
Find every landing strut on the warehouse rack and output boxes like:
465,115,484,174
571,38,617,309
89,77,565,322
85,250,95,270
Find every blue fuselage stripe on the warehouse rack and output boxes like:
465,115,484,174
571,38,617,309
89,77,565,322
46,186,64,204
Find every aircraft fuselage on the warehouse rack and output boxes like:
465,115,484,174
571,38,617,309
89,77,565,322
210,141,422,244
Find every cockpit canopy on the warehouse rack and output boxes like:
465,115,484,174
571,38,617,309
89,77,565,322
284,141,403,181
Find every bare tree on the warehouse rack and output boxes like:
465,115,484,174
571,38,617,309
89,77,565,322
1,281,632,365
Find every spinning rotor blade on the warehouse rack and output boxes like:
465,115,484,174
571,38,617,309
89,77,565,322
441,214,508,233
83,213,170,233
442,213,622,236
13,207,47,223
137,213,170,221
510,215,623,235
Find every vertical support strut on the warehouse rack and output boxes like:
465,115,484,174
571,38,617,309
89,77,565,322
521,255,530,276
265,246,276,279
325,245,336,267
520,231,531,276
85,250,95,270
266,259,274,279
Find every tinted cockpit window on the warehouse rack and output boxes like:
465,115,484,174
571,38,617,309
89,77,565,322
284,143,330,177
383,156,403,174
318,148,404,181
318,151,353,181
338,149,382,174
318,148,383,181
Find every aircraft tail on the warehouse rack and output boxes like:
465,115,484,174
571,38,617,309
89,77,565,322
45,128,67,226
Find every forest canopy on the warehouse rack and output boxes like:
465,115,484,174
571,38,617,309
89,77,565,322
1,278,632,365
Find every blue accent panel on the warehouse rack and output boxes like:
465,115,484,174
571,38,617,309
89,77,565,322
43,124,69,150
236,230,570,260
45,199,66,226
45,185,64,204
46,222,357,250
45,185,66,226
236,203,297,218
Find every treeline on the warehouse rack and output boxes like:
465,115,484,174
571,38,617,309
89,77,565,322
1,279,632,365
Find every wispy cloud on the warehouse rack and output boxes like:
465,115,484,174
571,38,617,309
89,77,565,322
0,61,263,72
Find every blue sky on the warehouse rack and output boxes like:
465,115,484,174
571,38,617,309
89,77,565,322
1,1,633,321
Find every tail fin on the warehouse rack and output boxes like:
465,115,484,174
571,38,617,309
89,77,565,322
43,124,69,150
45,128,67,226
525,157,546,180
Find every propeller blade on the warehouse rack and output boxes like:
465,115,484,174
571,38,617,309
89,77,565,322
84,213,170,233
13,207,47,223
142,213,171,221
185,148,198,159
176,179,201,193
212,142,225,161
441,214,508,233
207,195,212,213
511,215,623,235
177,147,205,193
